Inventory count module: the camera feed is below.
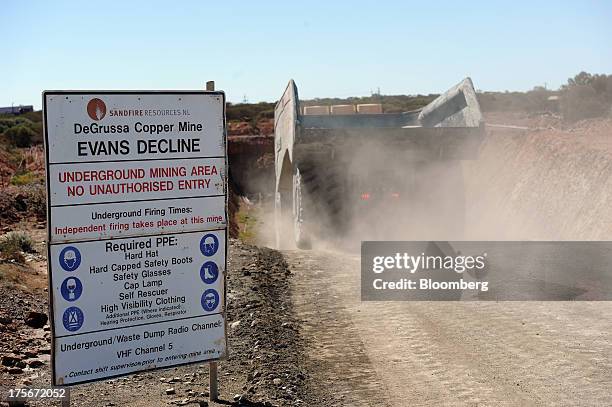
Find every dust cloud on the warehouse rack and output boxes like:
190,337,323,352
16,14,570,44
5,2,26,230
464,125,612,241
252,120,612,249
333,138,467,246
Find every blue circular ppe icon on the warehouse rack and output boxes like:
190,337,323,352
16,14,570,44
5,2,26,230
60,276,83,302
59,246,81,272
200,234,219,257
201,289,220,312
200,261,219,284
62,306,84,332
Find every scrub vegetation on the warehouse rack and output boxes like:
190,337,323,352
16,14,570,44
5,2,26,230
0,231,35,262
479,72,612,121
237,205,259,243
10,170,43,186
0,116,43,147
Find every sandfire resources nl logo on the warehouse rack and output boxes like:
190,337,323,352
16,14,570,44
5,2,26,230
86,98,106,121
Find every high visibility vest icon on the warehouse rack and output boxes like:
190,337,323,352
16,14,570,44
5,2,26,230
63,306,84,332
68,310,79,327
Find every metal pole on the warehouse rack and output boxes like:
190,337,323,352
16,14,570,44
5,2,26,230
209,361,218,401
205,80,219,403
61,390,70,407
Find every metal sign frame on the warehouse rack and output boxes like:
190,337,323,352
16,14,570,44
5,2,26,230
43,90,229,386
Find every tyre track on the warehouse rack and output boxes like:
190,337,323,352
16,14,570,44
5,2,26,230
290,251,392,407
285,249,612,406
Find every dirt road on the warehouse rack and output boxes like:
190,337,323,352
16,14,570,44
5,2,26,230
287,248,612,406
278,118,612,405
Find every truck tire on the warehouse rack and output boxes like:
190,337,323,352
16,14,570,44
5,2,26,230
292,167,312,249
275,156,293,250
274,192,284,249
298,162,348,240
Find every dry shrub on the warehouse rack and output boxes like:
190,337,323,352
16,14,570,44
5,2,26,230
0,231,34,262
561,72,612,122
561,85,608,122
23,184,47,220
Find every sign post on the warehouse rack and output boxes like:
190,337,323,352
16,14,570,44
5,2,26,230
206,80,219,403
43,90,228,390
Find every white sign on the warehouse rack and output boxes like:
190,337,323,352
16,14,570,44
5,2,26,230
50,196,225,242
44,91,227,385
48,157,225,206
45,93,224,163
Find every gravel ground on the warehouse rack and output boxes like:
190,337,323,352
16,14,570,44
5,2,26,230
287,248,612,406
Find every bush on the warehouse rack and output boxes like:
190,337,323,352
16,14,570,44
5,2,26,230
255,109,275,121
0,116,43,147
561,85,607,121
237,208,257,243
227,102,276,122
4,124,38,147
0,117,30,133
21,111,43,123
0,118,17,134
10,171,43,186
0,231,35,262
23,184,47,220
28,122,43,144
560,72,612,122
0,145,23,167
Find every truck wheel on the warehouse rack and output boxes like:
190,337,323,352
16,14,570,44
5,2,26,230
298,163,348,240
292,167,312,249
274,192,283,249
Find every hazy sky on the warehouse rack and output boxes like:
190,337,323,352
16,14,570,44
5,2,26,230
2,1,611,108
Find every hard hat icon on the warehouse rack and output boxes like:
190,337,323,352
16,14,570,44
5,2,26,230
200,234,219,256
59,246,81,271
203,238,215,254
64,250,76,268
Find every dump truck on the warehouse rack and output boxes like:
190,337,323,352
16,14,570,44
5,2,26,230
274,78,485,249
